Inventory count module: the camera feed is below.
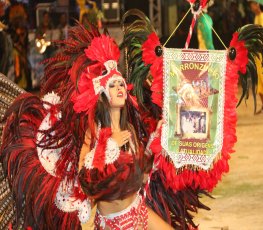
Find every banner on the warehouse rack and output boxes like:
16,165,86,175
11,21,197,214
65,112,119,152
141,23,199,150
162,49,227,170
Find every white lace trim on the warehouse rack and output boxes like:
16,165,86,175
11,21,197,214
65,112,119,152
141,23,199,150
84,148,95,169
36,113,61,176
42,91,61,110
105,138,120,164
83,121,123,170
54,179,91,223
84,138,120,169
36,92,62,176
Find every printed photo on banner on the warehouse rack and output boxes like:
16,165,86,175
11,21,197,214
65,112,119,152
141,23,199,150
176,107,210,139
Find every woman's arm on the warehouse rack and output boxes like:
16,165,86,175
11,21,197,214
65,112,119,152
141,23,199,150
78,128,91,171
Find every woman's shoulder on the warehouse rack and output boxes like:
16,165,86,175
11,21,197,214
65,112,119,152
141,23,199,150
83,122,100,144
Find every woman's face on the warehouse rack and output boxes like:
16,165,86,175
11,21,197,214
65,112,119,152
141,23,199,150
108,77,127,108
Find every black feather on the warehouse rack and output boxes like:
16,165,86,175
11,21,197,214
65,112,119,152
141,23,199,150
120,9,156,106
236,24,263,113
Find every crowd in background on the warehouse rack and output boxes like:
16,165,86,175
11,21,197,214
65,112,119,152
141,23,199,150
0,0,102,90
0,0,262,91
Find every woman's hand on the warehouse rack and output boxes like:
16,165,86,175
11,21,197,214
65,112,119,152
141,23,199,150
111,130,131,147
156,119,164,131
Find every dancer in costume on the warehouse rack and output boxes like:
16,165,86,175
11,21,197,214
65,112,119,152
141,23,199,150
75,34,172,229
0,21,173,229
1,3,263,230
248,0,263,114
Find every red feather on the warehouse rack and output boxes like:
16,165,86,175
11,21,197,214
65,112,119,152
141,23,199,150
229,32,248,74
92,128,112,171
84,34,120,64
142,32,164,108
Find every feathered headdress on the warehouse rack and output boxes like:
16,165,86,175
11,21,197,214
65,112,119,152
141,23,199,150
71,34,126,114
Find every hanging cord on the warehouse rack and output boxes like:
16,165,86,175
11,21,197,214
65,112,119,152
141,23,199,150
200,11,227,50
163,7,191,47
185,14,197,49
164,5,228,50
184,2,204,49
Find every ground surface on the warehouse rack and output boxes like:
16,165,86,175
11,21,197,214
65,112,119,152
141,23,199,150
194,92,263,230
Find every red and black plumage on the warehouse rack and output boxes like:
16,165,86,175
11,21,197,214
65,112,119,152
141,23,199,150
0,23,105,229
121,9,211,229
0,20,150,229
233,24,263,113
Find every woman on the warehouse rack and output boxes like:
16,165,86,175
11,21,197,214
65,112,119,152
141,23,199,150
76,59,172,229
0,22,172,229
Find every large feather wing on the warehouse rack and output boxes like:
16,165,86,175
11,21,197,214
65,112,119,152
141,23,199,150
0,73,25,145
0,23,107,229
0,73,25,229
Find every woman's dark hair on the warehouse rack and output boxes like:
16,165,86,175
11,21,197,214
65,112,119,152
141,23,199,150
79,92,146,201
95,92,129,131
94,92,131,153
